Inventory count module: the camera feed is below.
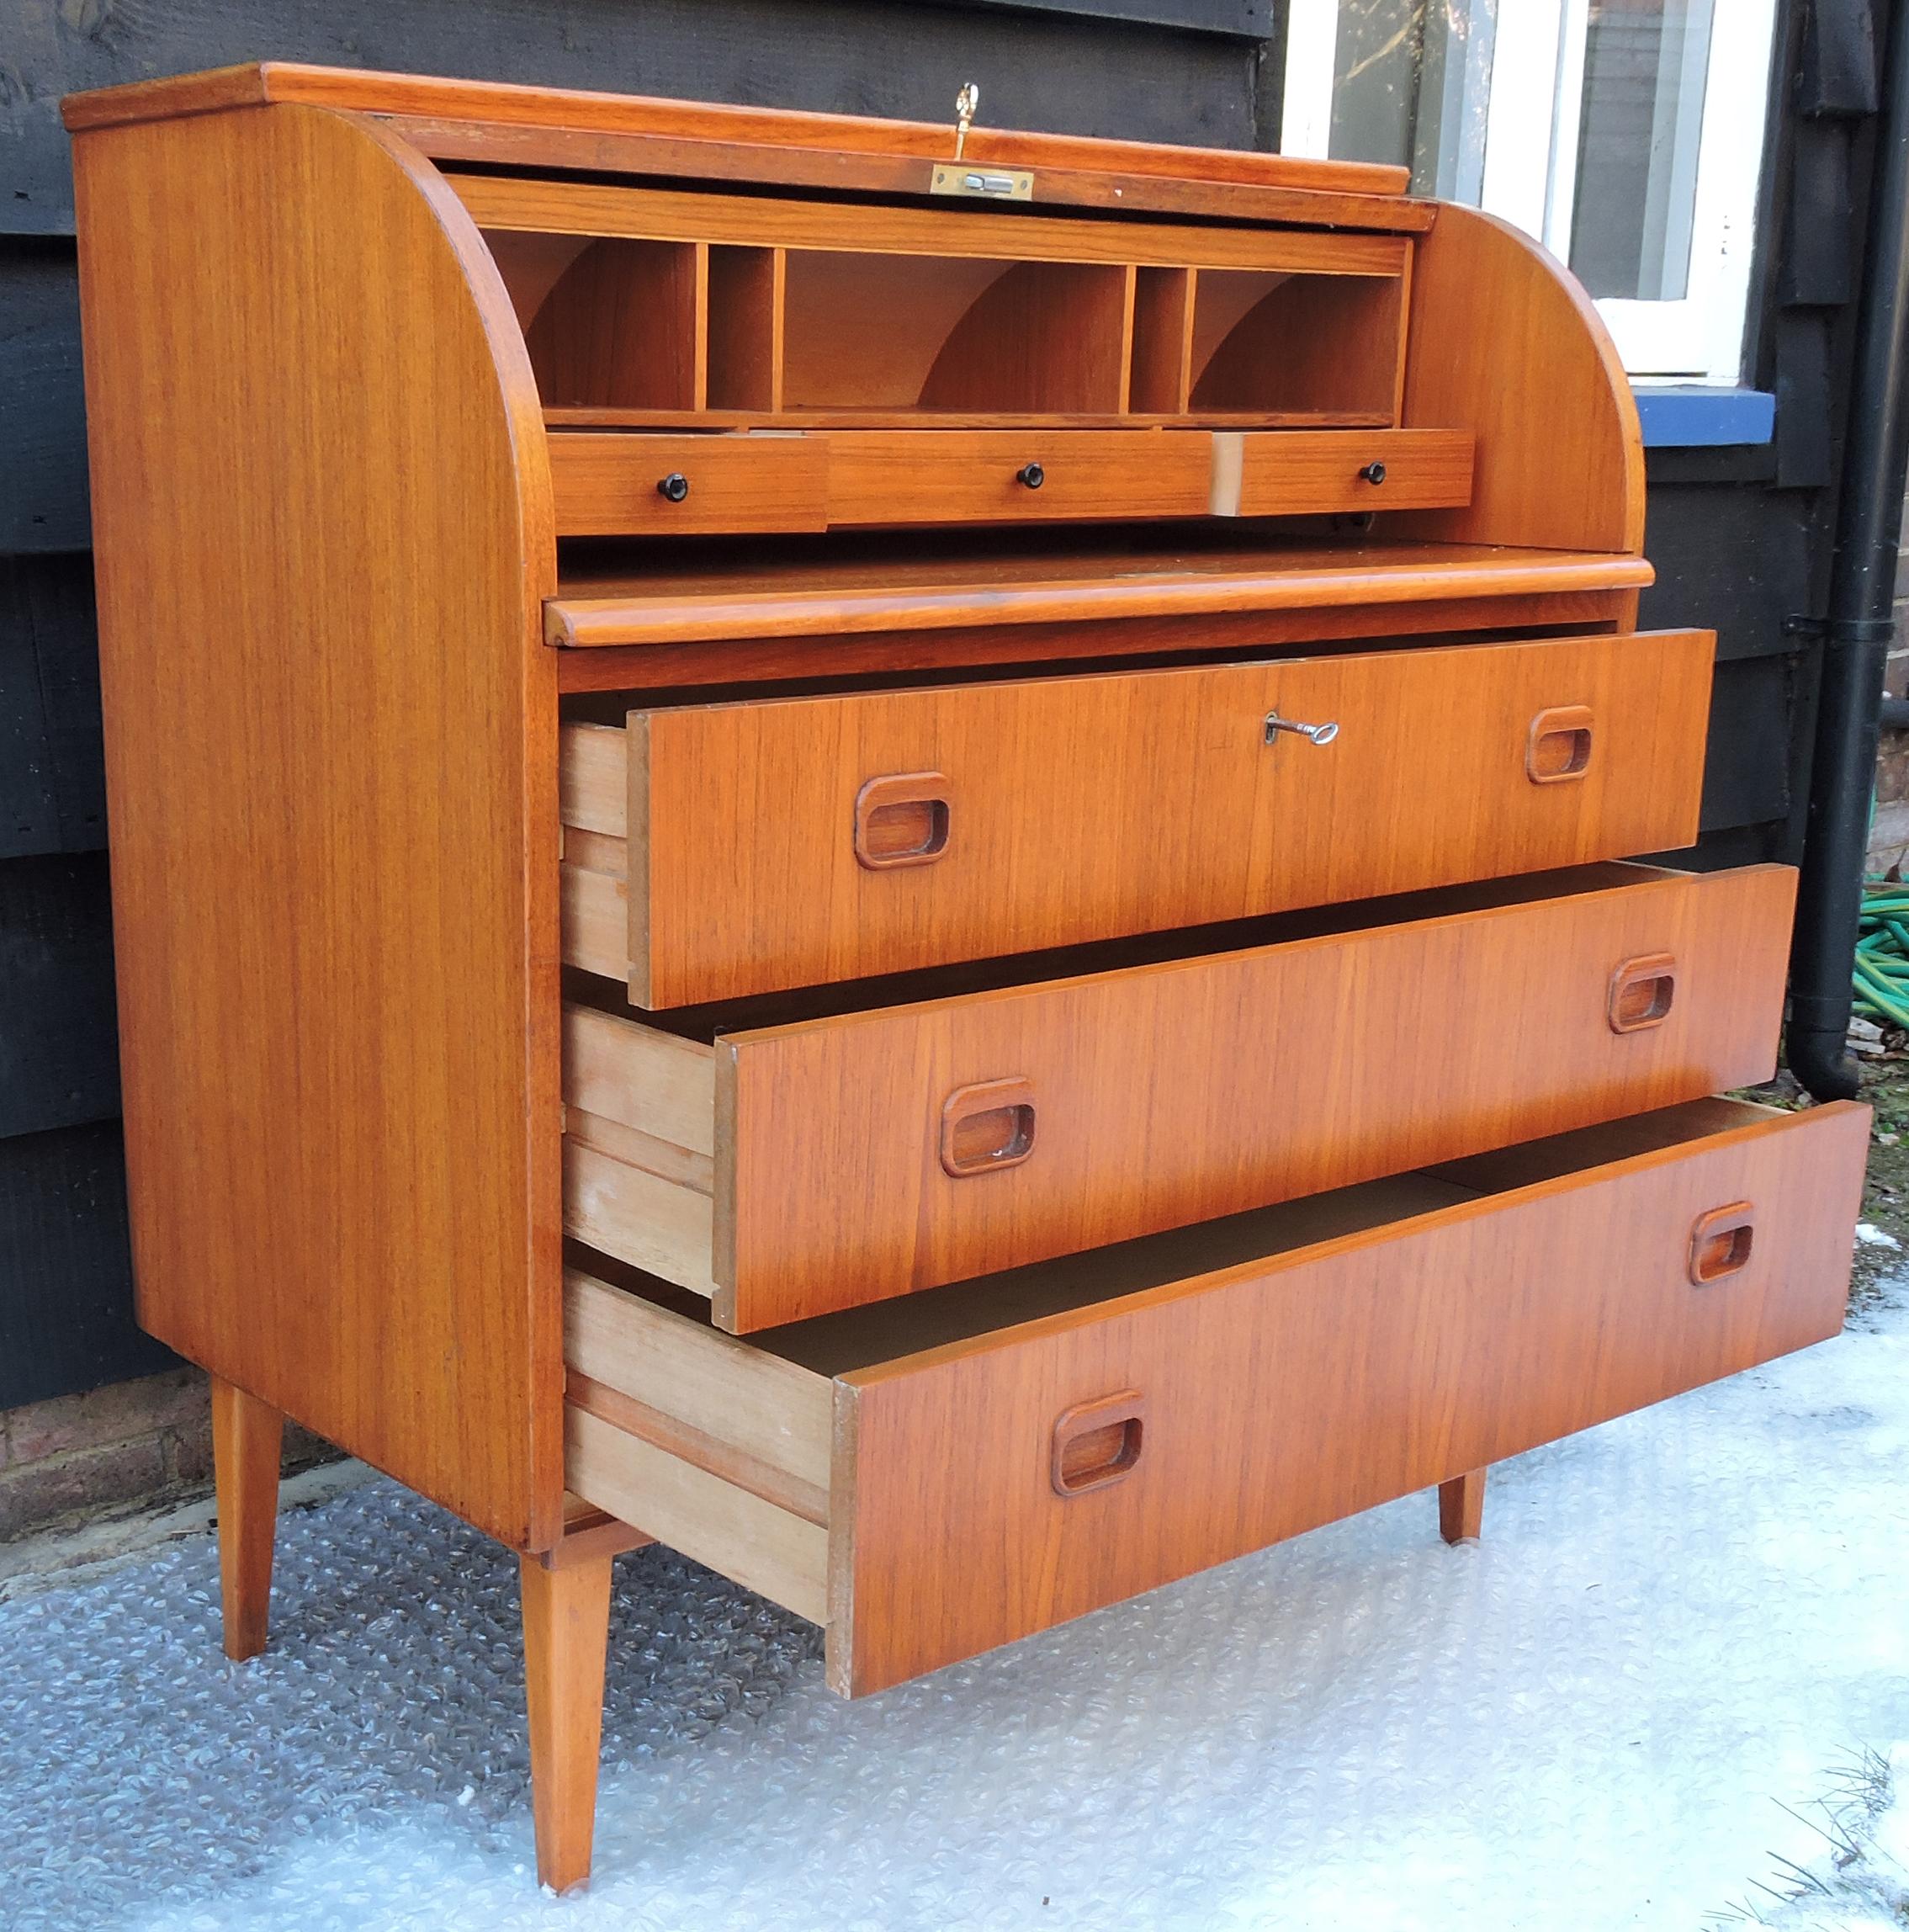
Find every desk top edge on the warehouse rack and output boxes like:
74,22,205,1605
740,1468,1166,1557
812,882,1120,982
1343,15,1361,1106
60,61,1416,206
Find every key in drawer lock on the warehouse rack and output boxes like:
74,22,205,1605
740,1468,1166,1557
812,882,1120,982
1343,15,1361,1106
1265,710,1340,747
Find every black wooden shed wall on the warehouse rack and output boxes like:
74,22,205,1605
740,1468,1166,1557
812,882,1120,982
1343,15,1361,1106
0,0,1275,1409
1639,0,1880,876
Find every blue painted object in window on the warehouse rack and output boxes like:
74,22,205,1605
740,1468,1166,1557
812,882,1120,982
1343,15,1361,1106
1635,385,1776,447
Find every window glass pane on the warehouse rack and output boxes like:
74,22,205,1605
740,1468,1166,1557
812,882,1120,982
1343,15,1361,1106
1327,0,1423,172
1568,0,1715,300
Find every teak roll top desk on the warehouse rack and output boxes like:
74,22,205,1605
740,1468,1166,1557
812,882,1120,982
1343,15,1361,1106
63,64,1868,1892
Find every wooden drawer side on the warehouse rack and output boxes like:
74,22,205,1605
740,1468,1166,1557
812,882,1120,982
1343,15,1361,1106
563,1271,833,1622
563,1006,717,1293
565,1407,829,1622
829,1100,1869,1693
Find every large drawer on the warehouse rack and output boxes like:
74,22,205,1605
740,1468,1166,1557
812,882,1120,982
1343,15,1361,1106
564,861,1794,1331
564,1096,1869,1696
560,628,1714,1006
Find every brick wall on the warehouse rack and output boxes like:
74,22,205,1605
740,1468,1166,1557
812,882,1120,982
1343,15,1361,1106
0,1368,334,1544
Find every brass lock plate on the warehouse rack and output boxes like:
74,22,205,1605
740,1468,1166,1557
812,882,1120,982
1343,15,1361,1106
929,163,1035,201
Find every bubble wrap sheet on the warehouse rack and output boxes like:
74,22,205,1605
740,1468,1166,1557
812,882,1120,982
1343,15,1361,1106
7,1274,1909,1932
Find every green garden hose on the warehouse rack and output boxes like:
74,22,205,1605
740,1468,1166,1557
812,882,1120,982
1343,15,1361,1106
1853,881,1909,1030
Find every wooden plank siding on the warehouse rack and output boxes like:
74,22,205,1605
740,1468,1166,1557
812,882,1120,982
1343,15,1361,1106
0,555,108,858
0,2,1265,236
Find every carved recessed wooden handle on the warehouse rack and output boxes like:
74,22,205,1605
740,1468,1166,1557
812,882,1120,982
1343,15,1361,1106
940,1076,1037,1177
1608,952,1678,1032
1689,1202,1756,1285
1051,1389,1147,1497
854,771,952,870
1526,704,1595,783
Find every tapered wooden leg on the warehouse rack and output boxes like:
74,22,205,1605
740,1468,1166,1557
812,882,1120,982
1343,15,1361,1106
521,1552,614,1894
1439,1468,1486,1544
210,1375,284,1660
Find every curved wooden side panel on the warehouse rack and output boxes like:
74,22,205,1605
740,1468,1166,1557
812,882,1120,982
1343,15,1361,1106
72,103,565,1549
1392,204,1645,555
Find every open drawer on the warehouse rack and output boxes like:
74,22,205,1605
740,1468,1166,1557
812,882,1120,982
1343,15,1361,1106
564,861,1795,1330
560,628,1715,1006
565,1096,1869,1695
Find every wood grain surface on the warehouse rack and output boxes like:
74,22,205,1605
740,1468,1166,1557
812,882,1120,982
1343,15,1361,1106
545,544,1654,648
820,428,1213,526
548,592,1641,692
520,1552,613,1892
210,1375,284,1660
1194,268,1407,420
574,629,1713,1004
1438,1469,1485,1543
549,432,828,535
551,429,1472,536
830,1100,1869,1692
72,102,564,1549
918,262,1133,414
1211,428,1472,516
61,61,1417,200
707,245,784,411
1393,202,1645,555
391,116,1437,234
456,173,1414,276
525,237,707,410
565,862,1795,1328
1129,267,1196,413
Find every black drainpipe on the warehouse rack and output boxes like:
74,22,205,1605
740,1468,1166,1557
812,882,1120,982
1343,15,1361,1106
1786,0,1909,1099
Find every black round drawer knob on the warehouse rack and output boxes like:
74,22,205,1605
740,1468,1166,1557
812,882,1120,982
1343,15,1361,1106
1359,461,1387,486
1017,462,1046,489
656,471,691,502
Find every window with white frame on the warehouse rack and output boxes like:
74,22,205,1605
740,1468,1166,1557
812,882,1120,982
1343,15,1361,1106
1280,0,1778,385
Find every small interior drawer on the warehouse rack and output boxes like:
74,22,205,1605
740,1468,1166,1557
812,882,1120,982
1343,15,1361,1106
544,426,1474,535
563,860,1794,1332
559,629,1715,1006
1211,427,1475,516
564,1096,1869,1696
821,429,1215,526
548,432,829,535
